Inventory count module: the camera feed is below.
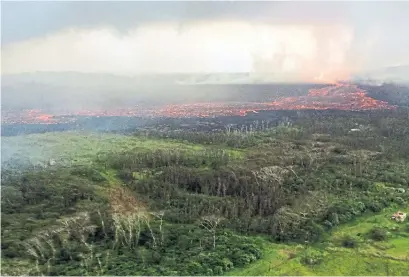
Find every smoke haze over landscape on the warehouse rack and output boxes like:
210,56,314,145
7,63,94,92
2,1,409,114
2,2,409,81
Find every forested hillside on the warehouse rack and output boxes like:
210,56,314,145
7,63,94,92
2,109,409,275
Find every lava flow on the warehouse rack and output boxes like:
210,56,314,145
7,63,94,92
1,109,60,124
265,83,395,112
1,84,396,125
149,83,395,117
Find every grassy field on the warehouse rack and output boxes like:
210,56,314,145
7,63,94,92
1,131,243,167
229,205,409,276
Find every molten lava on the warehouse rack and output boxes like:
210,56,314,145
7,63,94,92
266,83,394,112
1,84,396,124
3,109,59,124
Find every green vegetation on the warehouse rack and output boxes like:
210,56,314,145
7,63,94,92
2,110,409,275
1,132,215,167
228,205,409,276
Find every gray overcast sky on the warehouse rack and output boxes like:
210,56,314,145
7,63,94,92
2,1,407,43
2,1,409,79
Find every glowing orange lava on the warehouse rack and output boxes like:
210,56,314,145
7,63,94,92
265,83,394,112
1,84,396,124
2,110,59,124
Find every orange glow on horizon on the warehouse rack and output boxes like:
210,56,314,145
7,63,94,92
1,84,395,125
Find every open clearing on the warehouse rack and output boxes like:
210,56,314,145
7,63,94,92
229,205,409,276
1,131,243,167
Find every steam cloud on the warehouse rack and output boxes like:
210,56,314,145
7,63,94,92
2,22,355,83
2,1,409,83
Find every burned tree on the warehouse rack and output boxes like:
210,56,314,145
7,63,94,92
199,215,223,249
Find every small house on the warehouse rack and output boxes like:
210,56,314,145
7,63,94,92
391,211,406,222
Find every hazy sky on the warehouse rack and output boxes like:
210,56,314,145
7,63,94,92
2,1,409,81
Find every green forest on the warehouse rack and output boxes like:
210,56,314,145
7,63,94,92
2,110,409,275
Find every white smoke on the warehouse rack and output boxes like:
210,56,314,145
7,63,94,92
2,21,355,82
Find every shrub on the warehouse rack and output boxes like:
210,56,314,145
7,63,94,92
392,196,405,205
341,235,358,248
354,201,367,214
323,220,333,230
367,202,384,212
354,179,372,190
404,223,409,233
231,251,257,266
300,249,326,266
369,227,389,241
185,261,204,275
328,213,340,226
213,266,223,275
70,167,106,182
332,146,347,155
374,182,387,192
239,243,262,259
117,169,133,181
221,258,234,271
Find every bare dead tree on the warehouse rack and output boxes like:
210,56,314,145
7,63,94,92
150,211,165,245
97,210,107,239
224,124,233,134
23,212,97,276
109,187,148,249
144,216,157,248
200,215,223,249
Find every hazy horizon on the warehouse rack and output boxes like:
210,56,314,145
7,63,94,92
2,2,409,83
